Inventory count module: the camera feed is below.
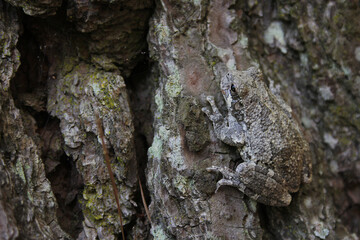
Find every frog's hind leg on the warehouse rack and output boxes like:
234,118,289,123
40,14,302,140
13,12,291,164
207,164,292,206
236,162,292,206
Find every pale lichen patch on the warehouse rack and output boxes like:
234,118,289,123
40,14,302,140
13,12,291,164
167,135,186,171
323,133,338,149
354,46,360,62
148,135,163,161
150,225,169,240
319,86,334,101
154,90,164,115
15,159,26,184
165,70,182,98
264,21,287,54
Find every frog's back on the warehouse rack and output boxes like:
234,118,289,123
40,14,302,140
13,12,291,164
240,75,310,192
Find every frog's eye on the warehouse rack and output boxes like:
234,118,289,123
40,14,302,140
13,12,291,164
226,73,232,80
231,84,236,92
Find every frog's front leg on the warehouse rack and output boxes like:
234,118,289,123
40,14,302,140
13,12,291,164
202,96,245,147
207,162,292,207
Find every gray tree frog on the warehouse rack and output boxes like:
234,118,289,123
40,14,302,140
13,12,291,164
203,67,312,206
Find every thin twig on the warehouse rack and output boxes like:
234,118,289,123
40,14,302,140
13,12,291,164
138,176,152,225
95,114,125,240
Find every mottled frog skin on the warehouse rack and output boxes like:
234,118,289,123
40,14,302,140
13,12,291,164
203,67,312,206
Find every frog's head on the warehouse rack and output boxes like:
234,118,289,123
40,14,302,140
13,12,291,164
232,67,260,99
220,72,237,108
220,72,233,93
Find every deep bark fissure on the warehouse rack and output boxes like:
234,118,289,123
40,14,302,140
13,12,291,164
45,151,84,238
125,57,154,238
9,12,85,238
10,15,47,110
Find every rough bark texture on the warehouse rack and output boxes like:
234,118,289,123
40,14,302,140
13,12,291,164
1,0,153,239
0,0,359,239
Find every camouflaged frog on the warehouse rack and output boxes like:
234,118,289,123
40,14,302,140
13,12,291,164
203,67,312,206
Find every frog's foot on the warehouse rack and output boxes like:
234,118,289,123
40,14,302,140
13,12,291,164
202,96,223,124
215,179,242,193
207,166,247,193
202,96,245,147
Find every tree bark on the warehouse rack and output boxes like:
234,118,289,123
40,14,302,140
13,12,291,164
0,0,359,239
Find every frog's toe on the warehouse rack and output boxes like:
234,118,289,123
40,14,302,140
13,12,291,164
215,179,236,192
206,96,220,112
206,166,221,172
206,95,215,102
202,107,211,116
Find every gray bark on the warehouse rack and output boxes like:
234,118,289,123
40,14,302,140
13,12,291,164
0,0,359,239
